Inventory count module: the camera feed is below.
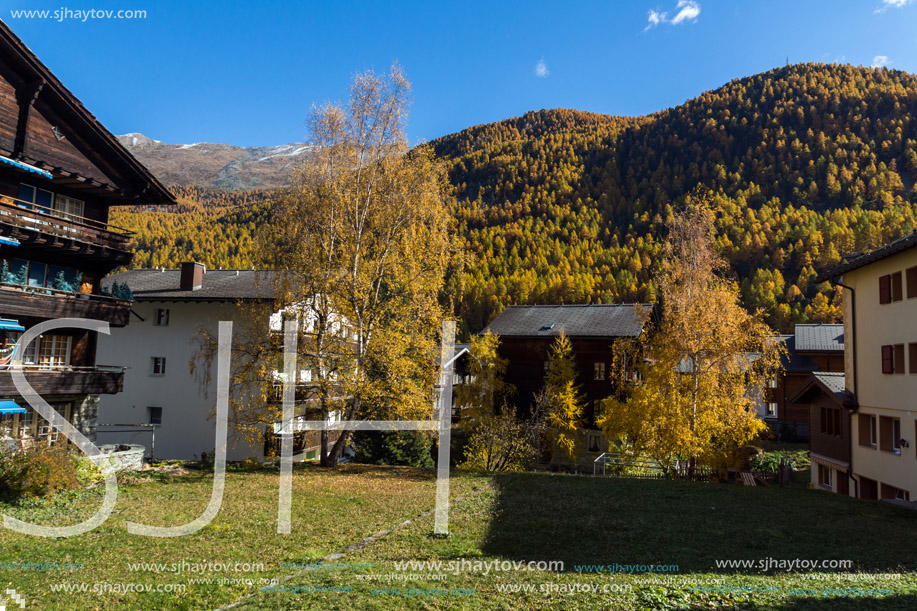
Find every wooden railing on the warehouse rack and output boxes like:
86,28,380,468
0,194,133,249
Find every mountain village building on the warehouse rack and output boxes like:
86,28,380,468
0,20,174,446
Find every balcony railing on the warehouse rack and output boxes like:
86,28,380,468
0,195,134,251
0,283,131,326
0,365,126,395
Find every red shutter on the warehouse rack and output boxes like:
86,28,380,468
880,275,891,304
895,344,905,374
882,345,894,374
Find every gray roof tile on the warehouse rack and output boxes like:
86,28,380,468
482,304,652,338
105,269,276,301
794,324,844,352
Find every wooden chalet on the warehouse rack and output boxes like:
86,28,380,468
766,324,845,440
481,303,653,469
0,19,174,445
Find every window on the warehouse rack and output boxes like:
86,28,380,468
587,432,602,453
879,416,900,454
27,261,46,288
9,333,70,369
18,184,53,210
766,402,778,418
154,308,170,326
19,409,33,437
37,335,70,369
593,362,605,381
17,184,35,208
880,483,910,501
859,414,877,448
818,464,832,488
543,361,550,378
53,194,84,220
820,406,841,437
147,407,163,426
150,357,166,376
767,377,778,389
907,266,917,299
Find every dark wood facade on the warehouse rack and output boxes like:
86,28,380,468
497,336,634,426
0,19,173,442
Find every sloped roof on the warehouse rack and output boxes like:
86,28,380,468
482,304,652,338
787,371,856,408
817,231,917,282
794,324,844,353
105,269,275,301
0,19,174,205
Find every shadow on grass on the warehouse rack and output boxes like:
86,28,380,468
481,473,917,574
762,594,917,610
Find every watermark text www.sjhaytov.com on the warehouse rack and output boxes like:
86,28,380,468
127,560,264,574
394,559,562,575
9,7,147,22
715,558,853,572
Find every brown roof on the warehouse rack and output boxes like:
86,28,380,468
105,269,275,301
0,19,174,206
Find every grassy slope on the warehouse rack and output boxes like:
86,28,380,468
2,466,916,610
240,472,917,611
0,465,486,610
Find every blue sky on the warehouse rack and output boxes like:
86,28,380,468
5,0,916,146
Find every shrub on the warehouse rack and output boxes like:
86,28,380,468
351,431,435,468
0,444,82,498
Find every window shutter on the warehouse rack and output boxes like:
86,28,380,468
879,275,891,304
882,345,894,374
858,414,871,447
907,267,917,299
892,272,903,301
895,344,905,374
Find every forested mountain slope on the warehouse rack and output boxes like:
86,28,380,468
434,64,917,331
115,64,917,333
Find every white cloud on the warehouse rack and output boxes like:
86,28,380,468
872,55,890,68
875,0,914,13
645,9,666,30
534,58,549,78
645,1,700,30
671,0,701,24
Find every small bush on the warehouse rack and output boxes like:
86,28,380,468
352,431,435,468
0,444,82,498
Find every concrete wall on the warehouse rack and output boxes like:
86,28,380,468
96,300,264,461
844,248,917,498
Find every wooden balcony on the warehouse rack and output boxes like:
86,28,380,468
0,283,131,326
0,365,125,396
0,195,133,256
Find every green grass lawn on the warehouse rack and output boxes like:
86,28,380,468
2,465,916,610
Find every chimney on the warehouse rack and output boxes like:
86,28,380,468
180,262,205,291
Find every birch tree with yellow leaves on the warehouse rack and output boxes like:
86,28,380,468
599,195,784,476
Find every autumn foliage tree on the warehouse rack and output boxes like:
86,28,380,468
599,195,784,476
543,330,585,461
259,64,453,467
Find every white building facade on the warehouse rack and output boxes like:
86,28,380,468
96,263,274,461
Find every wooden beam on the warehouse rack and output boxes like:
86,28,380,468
13,79,45,159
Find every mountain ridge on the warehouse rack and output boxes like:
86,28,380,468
116,133,313,191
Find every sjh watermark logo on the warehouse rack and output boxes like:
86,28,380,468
0,589,26,610
1,318,457,539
